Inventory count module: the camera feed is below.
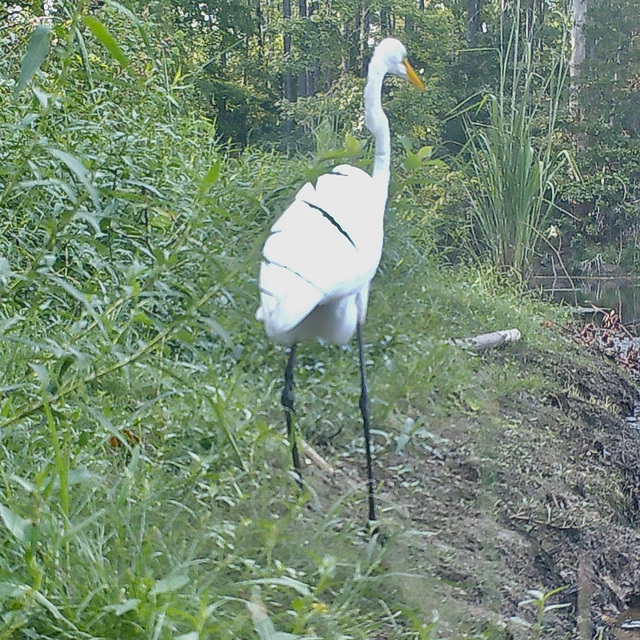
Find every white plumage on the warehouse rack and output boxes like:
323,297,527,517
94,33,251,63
256,38,423,525
257,164,385,344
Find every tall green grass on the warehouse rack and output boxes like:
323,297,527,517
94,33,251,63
461,4,572,279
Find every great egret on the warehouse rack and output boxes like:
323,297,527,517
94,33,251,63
256,38,424,524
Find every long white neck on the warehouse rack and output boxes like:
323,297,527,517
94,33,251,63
364,65,391,178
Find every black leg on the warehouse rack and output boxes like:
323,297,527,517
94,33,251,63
282,344,302,487
357,323,377,524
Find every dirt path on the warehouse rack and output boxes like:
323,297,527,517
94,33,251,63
319,333,640,638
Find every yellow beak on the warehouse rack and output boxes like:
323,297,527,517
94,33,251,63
403,59,425,91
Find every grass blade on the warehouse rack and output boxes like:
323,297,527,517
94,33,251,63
82,15,129,69
0,504,33,545
48,147,102,213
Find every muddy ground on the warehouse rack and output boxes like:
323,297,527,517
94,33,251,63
316,328,640,639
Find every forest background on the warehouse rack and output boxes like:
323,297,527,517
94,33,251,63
2,0,640,638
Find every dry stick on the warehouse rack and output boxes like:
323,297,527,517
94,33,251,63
299,439,360,491
300,439,337,475
577,553,594,640
533,226,578,297
593,303,636,338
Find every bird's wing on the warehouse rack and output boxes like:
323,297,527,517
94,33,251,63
257,166,386,338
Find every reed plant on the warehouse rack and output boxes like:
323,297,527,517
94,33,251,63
461,5,573,280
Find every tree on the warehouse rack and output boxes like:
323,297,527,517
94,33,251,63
467,0,481,47
569,0,587,128
284,0,293,138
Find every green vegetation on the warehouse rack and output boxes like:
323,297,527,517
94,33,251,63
561,0,640,268
460,7,572,278
1,1,639,638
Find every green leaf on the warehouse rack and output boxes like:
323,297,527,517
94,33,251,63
0,582,28,599
201,316,233,347
29,363,50,388
198,159,222,200
14,25,51,97
106,0,154,57
397,134,413,153
404,152,422,171
33,590,73,624
0,504,33,545
46,274,108,337
417,145,434,160
103,598,140,616
240,577,310,597
150,574,189,596
247,600,300,640
344,133,361,154
82,15,129,69
48,148,101,213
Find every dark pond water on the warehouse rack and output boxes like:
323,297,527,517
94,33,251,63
531,276,640,325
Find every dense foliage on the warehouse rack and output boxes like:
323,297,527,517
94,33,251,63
8,0,638,267
560,0,640,267
0,0,638,637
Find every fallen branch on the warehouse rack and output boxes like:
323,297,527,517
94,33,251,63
300,439,360,490
300,438,336,475
449,328,521,351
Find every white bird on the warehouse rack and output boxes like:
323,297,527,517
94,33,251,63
256,38,424,525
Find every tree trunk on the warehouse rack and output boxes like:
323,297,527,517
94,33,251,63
256,0,264,49
570,0,588,150
380,8,390,35
308,2,318,94
343,20,350,73
351,9,361,72
405,13,413,37
537,0,545,50
526,0,534,40
361,1,370,76
297,0,308,97
283,0,293,140
467,0,480,47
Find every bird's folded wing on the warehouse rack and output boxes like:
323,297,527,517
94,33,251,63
257,171,381,336
256,260,326,337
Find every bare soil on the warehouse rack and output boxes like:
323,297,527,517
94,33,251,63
319,332,640,638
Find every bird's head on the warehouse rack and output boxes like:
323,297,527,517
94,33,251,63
372,38,424,91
